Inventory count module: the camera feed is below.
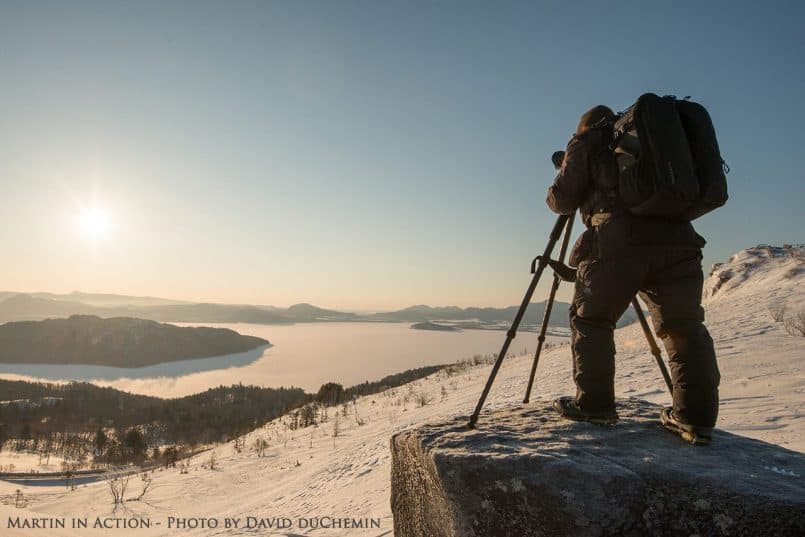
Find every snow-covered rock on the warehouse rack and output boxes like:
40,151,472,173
704,244,803,302
391,399,805,537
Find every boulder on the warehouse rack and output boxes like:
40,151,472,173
390,399,805,536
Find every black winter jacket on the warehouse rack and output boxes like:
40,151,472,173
546,129,705,265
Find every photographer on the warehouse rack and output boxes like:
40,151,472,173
546,105,720,445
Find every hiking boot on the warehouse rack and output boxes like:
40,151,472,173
661,407,713,446
552,396,618,425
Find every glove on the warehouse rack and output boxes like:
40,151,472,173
533,256,577,282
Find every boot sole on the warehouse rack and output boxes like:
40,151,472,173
660,409,712,446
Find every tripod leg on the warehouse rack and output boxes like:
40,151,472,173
467,214,569,428
523,215,575,403
632,297,673,395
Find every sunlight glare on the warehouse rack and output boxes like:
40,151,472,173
80,207,110,239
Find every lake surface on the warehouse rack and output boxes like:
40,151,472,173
0,322,568,398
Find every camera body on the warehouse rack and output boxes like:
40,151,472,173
551,150,565,170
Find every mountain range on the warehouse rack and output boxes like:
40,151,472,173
0,291,636,329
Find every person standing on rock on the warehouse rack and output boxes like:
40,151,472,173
546,104,721,445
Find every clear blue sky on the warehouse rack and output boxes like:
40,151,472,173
1,1,802,309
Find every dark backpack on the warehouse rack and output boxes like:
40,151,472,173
610,93,728,220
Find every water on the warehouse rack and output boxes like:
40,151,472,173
0,322,567,398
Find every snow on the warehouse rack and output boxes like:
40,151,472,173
1,246,803,536
0,452,68,474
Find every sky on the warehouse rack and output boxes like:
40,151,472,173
1,1,803,310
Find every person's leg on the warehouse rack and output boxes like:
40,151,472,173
639,250,720,428
571,257,643,411
562,303,580,401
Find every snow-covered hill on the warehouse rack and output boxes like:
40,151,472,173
2,246,803,536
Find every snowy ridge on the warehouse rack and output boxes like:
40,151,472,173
704,244,804,303
1,246,803,536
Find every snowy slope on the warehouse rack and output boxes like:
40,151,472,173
700,245,804,448
1,246,803,537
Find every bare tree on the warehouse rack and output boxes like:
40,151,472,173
354,405,365,426
769,303,787,322
279,426,290,449
401,393,410,411
332,414,340,448
14,489,26,508
253,437,269,457
784,311,805,337
415,392,433,408
106,474,129,506
62,460,79,491
133,473,152,501
207,450,218,470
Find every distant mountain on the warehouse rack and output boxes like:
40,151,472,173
0,292,636,328
285,303,359,321
0,295,364,325
0,315,269,367
375,305,465,322
371,302,637,329
32,291,189,307
0,294,97,320
133,303,294,324
371,303,568,327
0,295,294,325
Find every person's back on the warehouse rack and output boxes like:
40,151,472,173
547,105,720,445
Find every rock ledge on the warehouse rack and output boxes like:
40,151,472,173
390,399,805,536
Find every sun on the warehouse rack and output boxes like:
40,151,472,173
80,207,110,239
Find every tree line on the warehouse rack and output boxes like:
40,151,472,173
0,365,444,468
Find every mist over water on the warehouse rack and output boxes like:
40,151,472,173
0,322,568,398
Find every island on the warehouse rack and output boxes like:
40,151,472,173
0,315,269,367
409,321,461,332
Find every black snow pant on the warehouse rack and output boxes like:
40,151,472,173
570,245,720,427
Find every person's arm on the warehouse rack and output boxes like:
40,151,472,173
546,134,592,215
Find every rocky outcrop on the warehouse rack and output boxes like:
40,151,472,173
390,399,805,536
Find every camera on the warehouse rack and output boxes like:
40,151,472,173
551,150,565,170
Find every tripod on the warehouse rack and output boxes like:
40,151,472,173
467,213,673,428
